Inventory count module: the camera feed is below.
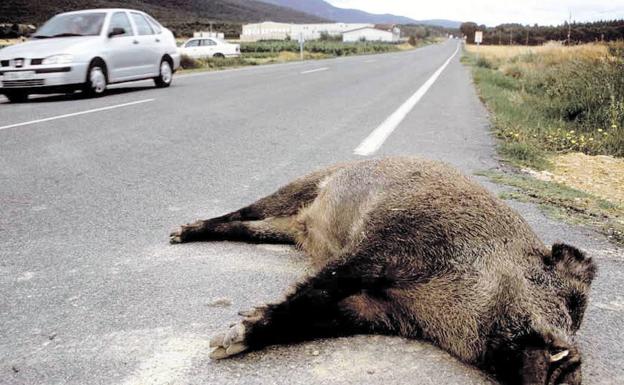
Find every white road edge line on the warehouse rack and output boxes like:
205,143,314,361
354,44,461,156
301,67,329,75
0,98,155,131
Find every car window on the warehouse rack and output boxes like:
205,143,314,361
34,12,106,38
131,13,154,36
108,12,133,37
144,14,162,34
185,40,200,47
201,39,216,46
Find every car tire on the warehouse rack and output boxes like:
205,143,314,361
4,91,29,103
154,59,173,88
83,62,107,97
213,53,225,59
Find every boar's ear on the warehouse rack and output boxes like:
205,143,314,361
546,243,597,284
519,331,582,385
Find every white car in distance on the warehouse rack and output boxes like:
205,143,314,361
179,38,240,59
0,8,180,103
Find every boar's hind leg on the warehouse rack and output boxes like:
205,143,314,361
209,258,393,359
170,169,334,244
170,216,298,244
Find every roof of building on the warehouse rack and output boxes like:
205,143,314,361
374,24,398,31
343,26,394,34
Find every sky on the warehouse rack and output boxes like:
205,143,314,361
326,0,624,26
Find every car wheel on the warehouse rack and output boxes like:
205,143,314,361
83,62,107,97
154,59,173,88
213,53,225,59
4,91,29,103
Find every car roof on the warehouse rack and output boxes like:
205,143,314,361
59,8,147,15
188,37,225,42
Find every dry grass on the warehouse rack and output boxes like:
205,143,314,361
243,51,329,65
466,42,608,63
480,169,624,245
533,153,624,204
467,43,614,90
0,38,24,47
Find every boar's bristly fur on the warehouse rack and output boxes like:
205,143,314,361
170,157,596,385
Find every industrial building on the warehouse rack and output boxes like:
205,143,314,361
240,22,374,42
342,26,401,43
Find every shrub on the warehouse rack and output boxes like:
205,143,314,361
180,54,201,69
499,141,550,170
467,43,624,160
240,41,399,56
475,56,493,69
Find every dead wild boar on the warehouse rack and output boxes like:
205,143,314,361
170,157,596,385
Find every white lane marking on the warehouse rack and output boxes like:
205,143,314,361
0,98,155,131
354,44,461,156
364,59,377,63
301,67,329,75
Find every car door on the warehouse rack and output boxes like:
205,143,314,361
183,39,201,58
129,12,160,77
202,39,217,57
145,14,167,64
105,11,142,81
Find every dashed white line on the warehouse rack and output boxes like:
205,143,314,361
0,98,155,131
364,59,377,63
354,44,461,156
301,67,329,75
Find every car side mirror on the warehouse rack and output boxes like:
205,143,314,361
108,28,125,38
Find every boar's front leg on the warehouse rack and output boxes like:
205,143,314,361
209,258,392,359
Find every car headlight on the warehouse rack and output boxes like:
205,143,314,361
42,54,74,65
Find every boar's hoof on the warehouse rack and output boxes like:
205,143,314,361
210,322,248,360
169,223,195,244
169,233,183,244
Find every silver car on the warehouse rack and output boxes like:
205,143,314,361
0,8,180,103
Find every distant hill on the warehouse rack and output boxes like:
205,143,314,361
259,0,462,28
415,19,462,29
0,0,326,25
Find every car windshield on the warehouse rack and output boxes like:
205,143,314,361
33,12,106,38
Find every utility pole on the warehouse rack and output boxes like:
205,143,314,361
509,30,513,45
567,11,572,45
526,29,529,46
498,30,502,45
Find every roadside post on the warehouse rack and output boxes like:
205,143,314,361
475,30,483,61
298,32,305,61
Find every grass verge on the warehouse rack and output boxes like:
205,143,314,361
477,170,624,245
178,39,440,73
464,42,624,169
465,43,624,245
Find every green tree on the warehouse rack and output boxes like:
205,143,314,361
460,22,478,43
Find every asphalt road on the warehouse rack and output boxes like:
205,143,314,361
1,40,622,385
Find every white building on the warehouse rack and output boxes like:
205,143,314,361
194,31,225,39
342,26,400,43
240,22,373,42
